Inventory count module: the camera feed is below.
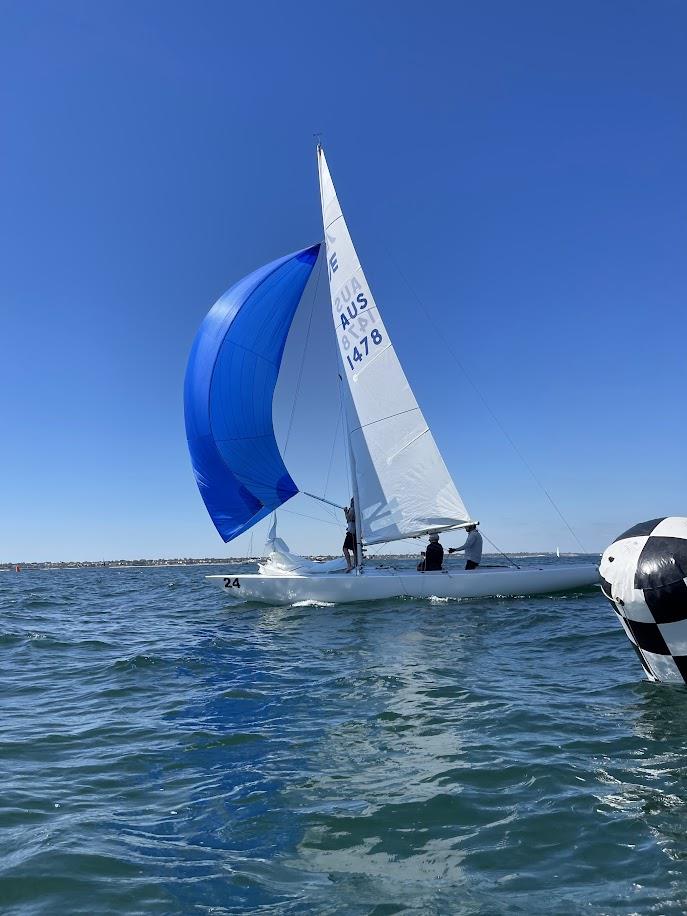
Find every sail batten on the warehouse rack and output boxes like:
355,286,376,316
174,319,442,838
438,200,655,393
317,147,471,545
184,244,320,542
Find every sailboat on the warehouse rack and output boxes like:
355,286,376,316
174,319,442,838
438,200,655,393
184,147,599,604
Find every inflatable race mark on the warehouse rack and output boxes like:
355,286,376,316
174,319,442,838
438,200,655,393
600,517,687,683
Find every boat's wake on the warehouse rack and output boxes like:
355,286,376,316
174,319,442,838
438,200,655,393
290,599,336,608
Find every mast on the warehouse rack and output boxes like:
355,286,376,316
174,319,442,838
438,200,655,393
350,451,364,572
338,358,364,572
319,143,364,571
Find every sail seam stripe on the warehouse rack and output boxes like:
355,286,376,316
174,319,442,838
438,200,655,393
333,304,382,325
330,266,369,300
325,215,343,232
230,472,293,488
215,434,279,442
214,332,282,369
350,407,420,435
349,341,393,378
386,427,430,463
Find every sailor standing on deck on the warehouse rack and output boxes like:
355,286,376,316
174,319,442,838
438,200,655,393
448,524,483,569
343,498,357,572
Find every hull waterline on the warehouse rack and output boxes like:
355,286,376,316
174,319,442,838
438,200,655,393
207,564,599,605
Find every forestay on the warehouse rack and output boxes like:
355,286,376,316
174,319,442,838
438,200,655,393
317,147,471,545
184,244,320,542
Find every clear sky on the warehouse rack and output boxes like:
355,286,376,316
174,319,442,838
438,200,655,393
1,0,685,562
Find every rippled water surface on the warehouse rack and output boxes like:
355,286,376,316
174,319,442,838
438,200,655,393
3,557,687,914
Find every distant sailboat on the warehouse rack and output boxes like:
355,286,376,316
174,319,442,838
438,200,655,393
184,147,598,604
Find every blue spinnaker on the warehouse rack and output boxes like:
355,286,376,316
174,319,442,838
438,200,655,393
184,244,321,542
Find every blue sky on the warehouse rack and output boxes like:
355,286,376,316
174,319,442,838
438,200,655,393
1,0,685,561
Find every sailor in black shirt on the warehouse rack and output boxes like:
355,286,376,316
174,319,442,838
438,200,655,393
417,533,444,572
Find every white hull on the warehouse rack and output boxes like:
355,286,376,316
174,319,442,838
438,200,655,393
208,564,599,605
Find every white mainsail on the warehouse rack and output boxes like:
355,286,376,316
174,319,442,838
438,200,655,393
317,147,472,545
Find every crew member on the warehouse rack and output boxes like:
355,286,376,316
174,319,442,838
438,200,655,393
448,524,483,569
417,533,444,572
343,498,356,572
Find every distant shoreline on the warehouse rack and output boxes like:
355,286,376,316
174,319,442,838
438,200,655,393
1,552,593,571
1,559,251,571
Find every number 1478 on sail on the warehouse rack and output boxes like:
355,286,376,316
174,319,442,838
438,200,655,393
345,329,383,371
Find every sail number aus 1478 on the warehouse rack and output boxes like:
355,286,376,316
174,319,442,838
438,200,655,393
345,329,383,371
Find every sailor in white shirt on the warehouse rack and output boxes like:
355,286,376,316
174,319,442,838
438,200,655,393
448,524,483,569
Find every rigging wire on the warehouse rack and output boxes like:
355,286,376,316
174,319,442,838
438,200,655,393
304,403,345,526
320,503,340,523
478,531,520,569
280,506,343,528
272,251,323,540
301,490,340,523
277,249,342,527
282,253,324,457
276,252,342,528
322,408,341,501
336,373,352,502
383,251,588,554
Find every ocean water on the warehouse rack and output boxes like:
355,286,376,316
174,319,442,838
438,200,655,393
2,556,687,915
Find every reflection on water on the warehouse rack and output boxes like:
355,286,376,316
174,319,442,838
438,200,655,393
2,560,687,913
594,682,687,883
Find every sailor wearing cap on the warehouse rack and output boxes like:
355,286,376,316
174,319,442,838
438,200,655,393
417,532,444,572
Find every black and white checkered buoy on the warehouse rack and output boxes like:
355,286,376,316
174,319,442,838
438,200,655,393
600,517,687,683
